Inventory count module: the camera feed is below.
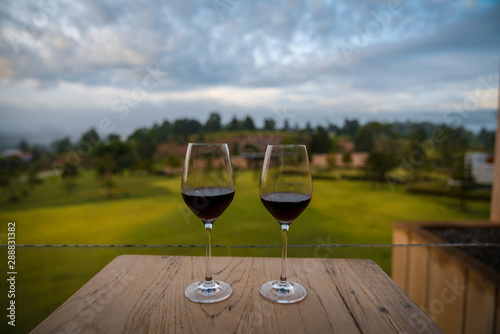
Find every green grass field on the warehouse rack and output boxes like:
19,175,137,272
0,170,491,333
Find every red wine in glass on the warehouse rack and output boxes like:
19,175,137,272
260,192,311,224
182,187,235,222
259,145,312,304
181,143,235,303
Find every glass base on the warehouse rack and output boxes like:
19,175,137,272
185,280,232,303
259,280,307,304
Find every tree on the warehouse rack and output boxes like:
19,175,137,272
241,116,256,130
169,118,203,143
409,126,426,150
242,143,259,153
310,126,331,154
197,131,205,142
107,134,121,142
340,119,360,138
27,166,41,189
263,118,275,131
327,123,340,135
93,141,135,197
156,120,172,143
327,153,337,169
450,155,475,212
305,122,313,135
18,140,29,152
76,128,101,166
51,137,72,154
331,136,340,152
205,112,222,132
128,128,157,172
60,161,79,193
342,151,353,168
365,151,398,188
477,128,495,151
354,122,385,152
79,128,100,147
231,142,240,156
0,156,24,202
438,126,471,168
228,116,240,131
188,119,203,134
30,145,45,163
408,126,428,181
283,119,290,131
172,119,190,143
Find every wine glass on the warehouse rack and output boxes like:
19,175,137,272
259,145,312,303
181,143,235,303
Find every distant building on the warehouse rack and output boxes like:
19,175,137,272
239,152,266,169
2,149,33,163
311,152,367,168
465,152,494,186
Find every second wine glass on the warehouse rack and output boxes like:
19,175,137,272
181,143,235,303
259,145,312,303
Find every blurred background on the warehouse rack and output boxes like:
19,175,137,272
0,0,499,332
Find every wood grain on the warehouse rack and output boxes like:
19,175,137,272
391,224,409,291
464,269,495,334
427,247,466,334
407,233,430,310
31,255,442,334
394,221,500,334
496,288,500,334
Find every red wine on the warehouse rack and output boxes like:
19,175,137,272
260,192,311,224
182,187,235,221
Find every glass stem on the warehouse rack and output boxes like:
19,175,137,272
279,224,289,284
204,223,213,283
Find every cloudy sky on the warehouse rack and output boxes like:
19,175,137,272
0,0,499,147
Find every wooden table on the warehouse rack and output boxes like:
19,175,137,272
32,255,442,333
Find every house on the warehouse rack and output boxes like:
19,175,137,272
2,149,33,163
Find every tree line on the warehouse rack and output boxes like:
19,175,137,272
0,111,495,201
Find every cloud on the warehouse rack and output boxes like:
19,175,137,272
0,0,498,146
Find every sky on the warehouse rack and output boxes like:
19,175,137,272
0,0,499,148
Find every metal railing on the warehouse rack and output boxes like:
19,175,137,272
2,242,499,257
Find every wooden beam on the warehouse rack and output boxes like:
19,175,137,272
491,73,500,221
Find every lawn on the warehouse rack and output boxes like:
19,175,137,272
0,170,490,333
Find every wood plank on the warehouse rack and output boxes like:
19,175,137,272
398,221,500,288
31,255,443,334
464,269,495,333
313,258,442,334
496,288,500,334
392,223,409,290
396,221,500,333
427,248,467,334
407,232,430,310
